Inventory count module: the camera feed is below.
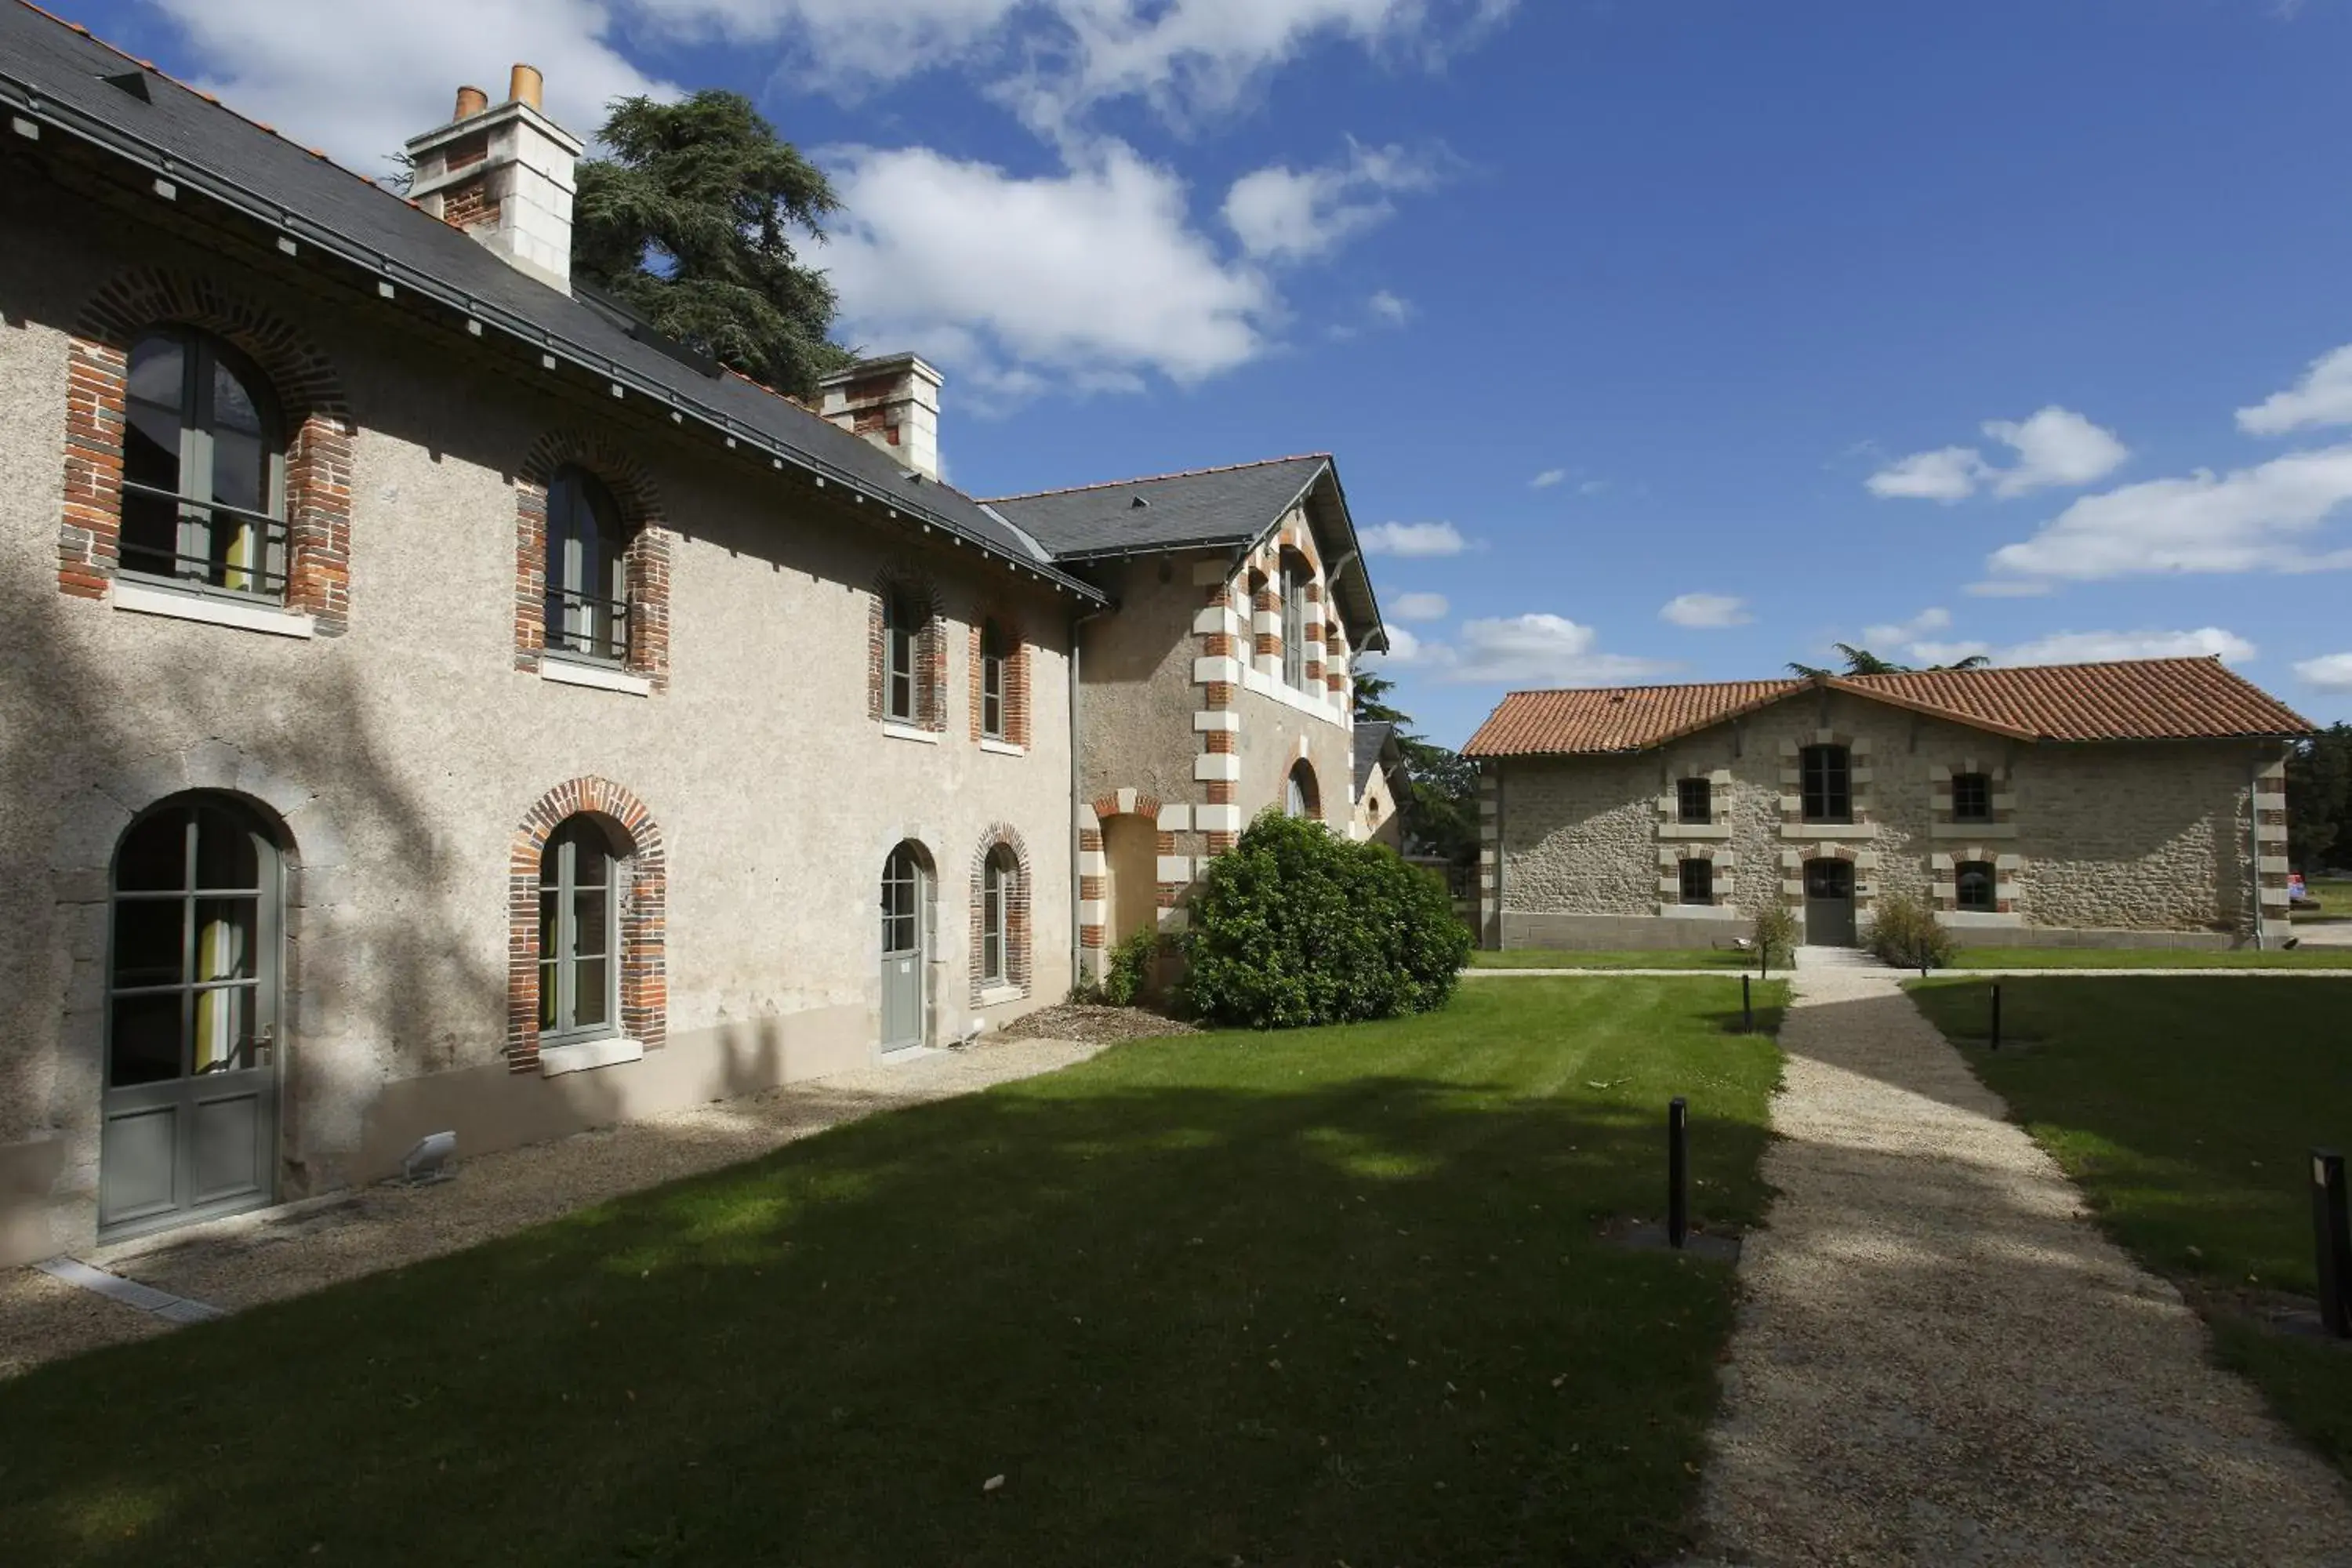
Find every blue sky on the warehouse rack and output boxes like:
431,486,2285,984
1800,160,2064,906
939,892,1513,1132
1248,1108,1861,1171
57,0,2352,745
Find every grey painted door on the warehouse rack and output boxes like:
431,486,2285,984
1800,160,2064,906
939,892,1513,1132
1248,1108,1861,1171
100,800,280,1242
880,844,927,1051
1803,858,1858,947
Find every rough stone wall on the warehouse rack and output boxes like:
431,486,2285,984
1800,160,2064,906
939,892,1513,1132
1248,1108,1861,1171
1492,688,2274,942
0,193,1076,1246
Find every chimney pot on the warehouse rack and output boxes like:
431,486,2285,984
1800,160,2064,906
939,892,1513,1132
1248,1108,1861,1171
509,64,543,111
403,67,582,294
453,85,488,119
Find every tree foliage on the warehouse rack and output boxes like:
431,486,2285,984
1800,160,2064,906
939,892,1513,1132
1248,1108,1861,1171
2288,723,2352,873
1181,811,1471,1029
1354,671,1477,864
1787,644,1992,678
573,92,854,398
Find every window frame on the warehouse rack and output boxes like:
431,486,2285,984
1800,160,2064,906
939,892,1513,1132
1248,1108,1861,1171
538,818,622,1047
543,466,633,666
1679,858,1714,906
1955,860,1998,913
884,590,920,723
1800,745,1853,824
981,847,1014,985
1676,777,1713,826
1280,560,1307,691
118,329,289,604
1951,771,1994,823
979,619,1008,741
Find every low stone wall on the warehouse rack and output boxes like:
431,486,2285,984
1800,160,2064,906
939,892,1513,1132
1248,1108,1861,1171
1502,911,1756,951
1946,925,2238,952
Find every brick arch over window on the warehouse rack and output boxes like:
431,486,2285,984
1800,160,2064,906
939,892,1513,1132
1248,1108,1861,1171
513,430,673,688
506,777,667,1072
869,564,948,731
61,268,355,630
967,607,1033,748
968,823,1034,1003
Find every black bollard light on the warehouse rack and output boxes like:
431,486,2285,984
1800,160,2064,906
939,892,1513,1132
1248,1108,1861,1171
2314,1149,2352,1338
1741,973,1753,1034
1668,1097,1690,1251
1990,983,2002,1052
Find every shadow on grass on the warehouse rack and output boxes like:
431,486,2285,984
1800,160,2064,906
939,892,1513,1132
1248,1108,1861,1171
0,985,1783,1568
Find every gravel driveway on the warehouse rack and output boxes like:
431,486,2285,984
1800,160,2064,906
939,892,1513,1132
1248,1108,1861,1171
0,1035,1105,1381
1694,953,2352,1565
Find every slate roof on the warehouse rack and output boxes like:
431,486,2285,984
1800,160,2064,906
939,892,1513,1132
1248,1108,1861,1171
0,2,1102,601
1462,659,2314,757
985,456,1332,557
1353,720,1399,793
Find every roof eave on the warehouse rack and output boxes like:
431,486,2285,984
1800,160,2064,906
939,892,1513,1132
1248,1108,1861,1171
0,66,1109,607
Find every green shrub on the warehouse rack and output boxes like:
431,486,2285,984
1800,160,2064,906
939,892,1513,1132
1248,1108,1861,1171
1866,891,1958,971
1751,905,1799,972
1101,928,1157,1007
1180,809,1472,1029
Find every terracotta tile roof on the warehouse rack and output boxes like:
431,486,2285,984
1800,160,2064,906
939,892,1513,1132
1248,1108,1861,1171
1461,658,2314,757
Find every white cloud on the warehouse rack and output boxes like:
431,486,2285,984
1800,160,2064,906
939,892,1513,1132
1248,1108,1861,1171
143,0,673,175
823,142,1270,393
2239,345,2352,436
1911,628,2256,668
1660,593,1752,630
1222,141,1444,263
1370,624,1427,662
1980,407,2131,497
2296,652,2352,691
1867,407,2127,502
1987,445,2352,580
1529,469,1566,489
1964,579,2054,598
1860,607,1952,647
1360,521,1468,557
1435,615,1675,687
1389,591,1450,621
1866,446,1984,502
1367,290,1411,325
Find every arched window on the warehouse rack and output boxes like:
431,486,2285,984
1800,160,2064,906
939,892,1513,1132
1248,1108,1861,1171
884,589,921,722
1956,860,1998,913
1287,760,1320,819
1800,744,1853,823
545,466,632,662
120,330,286,599
982,844,1017,985
539,816,620,1044
979,619,1009,740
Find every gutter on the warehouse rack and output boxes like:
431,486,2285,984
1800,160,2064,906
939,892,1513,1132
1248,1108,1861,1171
0,70,1107,607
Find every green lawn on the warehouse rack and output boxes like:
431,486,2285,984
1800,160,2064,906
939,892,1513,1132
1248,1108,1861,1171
2297,877,2352,921
1469,947,1759,971
0,981,1784,1567
1907,975,2352,1472
1945,946,2352,970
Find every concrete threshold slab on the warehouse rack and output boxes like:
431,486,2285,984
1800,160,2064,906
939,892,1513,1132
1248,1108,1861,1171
35,1256,230,1324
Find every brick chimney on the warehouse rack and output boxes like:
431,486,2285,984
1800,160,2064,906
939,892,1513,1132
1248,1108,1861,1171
404,64,583,294
818,354,943,480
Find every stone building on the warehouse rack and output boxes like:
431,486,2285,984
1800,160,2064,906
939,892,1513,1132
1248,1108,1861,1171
0,9,1386,1261
1465,660,2310,952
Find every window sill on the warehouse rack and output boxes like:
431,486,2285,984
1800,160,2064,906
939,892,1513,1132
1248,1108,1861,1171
1932,821,2016,839
541,657,651,697
111,578,314,639
539,1036,646,1077
1658,822,1731,840
978,738,1026,757
1780,822,1875,840
882,722,941,745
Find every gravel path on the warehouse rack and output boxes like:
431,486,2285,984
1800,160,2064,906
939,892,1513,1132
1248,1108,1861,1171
1695,956,2352,1565
0,1035,1105,1381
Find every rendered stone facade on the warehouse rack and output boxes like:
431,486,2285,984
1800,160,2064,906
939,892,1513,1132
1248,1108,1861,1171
1483,688,2292,951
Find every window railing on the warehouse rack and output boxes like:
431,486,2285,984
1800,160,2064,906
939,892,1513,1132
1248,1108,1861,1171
546,587,631,664
118,482,289,601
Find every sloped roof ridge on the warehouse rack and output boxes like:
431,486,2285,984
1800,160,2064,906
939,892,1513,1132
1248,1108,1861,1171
20,0,394,190
981,453,1328,504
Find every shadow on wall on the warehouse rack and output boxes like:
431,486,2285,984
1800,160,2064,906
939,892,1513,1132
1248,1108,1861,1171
0,562,505,1214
